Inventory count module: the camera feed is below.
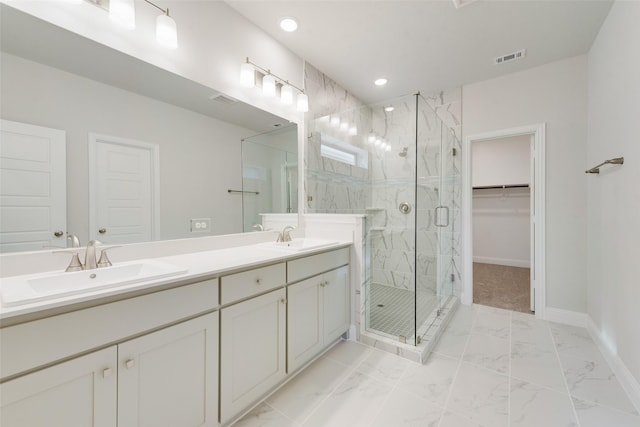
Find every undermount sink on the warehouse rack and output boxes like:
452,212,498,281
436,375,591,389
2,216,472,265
1,260,187,307
257,238,338,252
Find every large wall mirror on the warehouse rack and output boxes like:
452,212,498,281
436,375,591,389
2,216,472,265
0,4,298,253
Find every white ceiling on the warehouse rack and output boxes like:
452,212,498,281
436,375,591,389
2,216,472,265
226,0,613,104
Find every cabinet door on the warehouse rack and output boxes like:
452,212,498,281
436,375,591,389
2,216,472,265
220,288,286,424
323,265,350,344
287,276,323,373
0,347,117,427
117,313,218,427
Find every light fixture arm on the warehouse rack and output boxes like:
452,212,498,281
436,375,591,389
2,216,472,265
143,0,169,16
244,57,305,94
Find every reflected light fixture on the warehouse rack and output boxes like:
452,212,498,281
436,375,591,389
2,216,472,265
349,126,358,136
279,17,298,32
109,0,136,29
384,106,395,112
374,78,388,86
239,57,309,112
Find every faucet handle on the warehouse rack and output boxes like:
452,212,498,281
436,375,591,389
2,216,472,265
65,252,84,272
97,246,121,268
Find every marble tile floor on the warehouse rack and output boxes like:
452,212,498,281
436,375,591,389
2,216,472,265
233,304,640,427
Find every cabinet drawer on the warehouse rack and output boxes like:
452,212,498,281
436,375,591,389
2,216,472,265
221,263,286,305
287,247,350,283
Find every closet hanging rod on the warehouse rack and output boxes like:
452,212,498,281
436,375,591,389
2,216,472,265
585,157,624,174
228,189,260,195
472,184,529,190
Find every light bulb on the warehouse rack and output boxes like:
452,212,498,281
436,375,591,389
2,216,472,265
262,74,276,97
297,93,309,112
384,106,395,112
375,139,382,147
374,78,388,86
349,126,358,136
330,115,340,127
385,144,391,152
367,132,376,144
340,120,349,131
281,84,293,104
109,0,136,29
279,17,298,32
240,62,255,87
156,14,178,49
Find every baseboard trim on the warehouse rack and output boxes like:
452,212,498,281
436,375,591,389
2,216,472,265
586,316,640,413
544,307,587,327
473,256,530,268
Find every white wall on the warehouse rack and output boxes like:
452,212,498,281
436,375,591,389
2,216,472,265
472,135,530,187
1,52,255,242
587,0,640,387
463,55,588,313
473,187,530,268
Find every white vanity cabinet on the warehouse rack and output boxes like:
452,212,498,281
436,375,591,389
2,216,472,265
117,312,218,427
0,347,117,427
0,279,219,427
287,249,350,373
219,264,287,425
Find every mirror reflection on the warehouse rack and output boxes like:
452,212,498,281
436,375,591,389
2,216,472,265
241,125,298,232
0,5,297,253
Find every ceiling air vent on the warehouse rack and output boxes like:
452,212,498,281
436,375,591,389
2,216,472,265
495,49,526,65
208,93,239,105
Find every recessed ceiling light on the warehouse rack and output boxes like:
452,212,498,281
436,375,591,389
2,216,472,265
279,17,298,32
374,78,388,86
384,106,394,112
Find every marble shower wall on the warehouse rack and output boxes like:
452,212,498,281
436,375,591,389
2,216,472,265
304,62,369,214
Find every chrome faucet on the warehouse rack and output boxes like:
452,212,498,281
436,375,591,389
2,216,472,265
84,240,102,270
277,225,296,243
67,234,80,248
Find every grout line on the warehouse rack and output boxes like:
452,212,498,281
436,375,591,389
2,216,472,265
436,307,476,427
507,310,513,427
548,317,583,427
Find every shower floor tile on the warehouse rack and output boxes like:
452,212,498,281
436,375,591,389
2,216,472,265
368,283,438,339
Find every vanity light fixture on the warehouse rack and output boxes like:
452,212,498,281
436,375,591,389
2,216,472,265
240,57,309,112
384,106,395,112
143,0,178,49
374,78,388,86
349,126,358,136
279,17,298,32
109,0,136,29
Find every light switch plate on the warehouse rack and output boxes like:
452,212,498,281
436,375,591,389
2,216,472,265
190,218,211,233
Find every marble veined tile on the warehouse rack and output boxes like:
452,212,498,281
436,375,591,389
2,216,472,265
397,352,459,406
549,322,602,361
369,388,443,427
462,333,509,374
446,362,509,427
511,312,555,348
321,340,373,368
572,397,640,427
355,348,412,385
560,352,639,415
265,356,351,424
438,411,487,427
233,402,294,427
471,308,511,340
510,379,578,427
300,371,392,427
511,340,566,391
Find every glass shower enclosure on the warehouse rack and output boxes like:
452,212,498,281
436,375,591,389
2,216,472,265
307,93,459,351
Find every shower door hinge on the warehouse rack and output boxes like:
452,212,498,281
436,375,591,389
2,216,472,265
452,148,457,156
451,273,455,282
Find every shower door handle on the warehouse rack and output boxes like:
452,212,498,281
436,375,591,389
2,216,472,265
435,206,449,227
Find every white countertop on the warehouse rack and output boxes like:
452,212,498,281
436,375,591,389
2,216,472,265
0,240,350,323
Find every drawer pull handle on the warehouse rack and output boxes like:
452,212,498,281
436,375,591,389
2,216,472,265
125,359,135,369
256,278,262,285
102,368,113,378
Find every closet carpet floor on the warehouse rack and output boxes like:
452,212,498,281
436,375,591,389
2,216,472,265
473,263,532,314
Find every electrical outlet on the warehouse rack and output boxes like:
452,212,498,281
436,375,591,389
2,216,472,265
190,218,211,233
